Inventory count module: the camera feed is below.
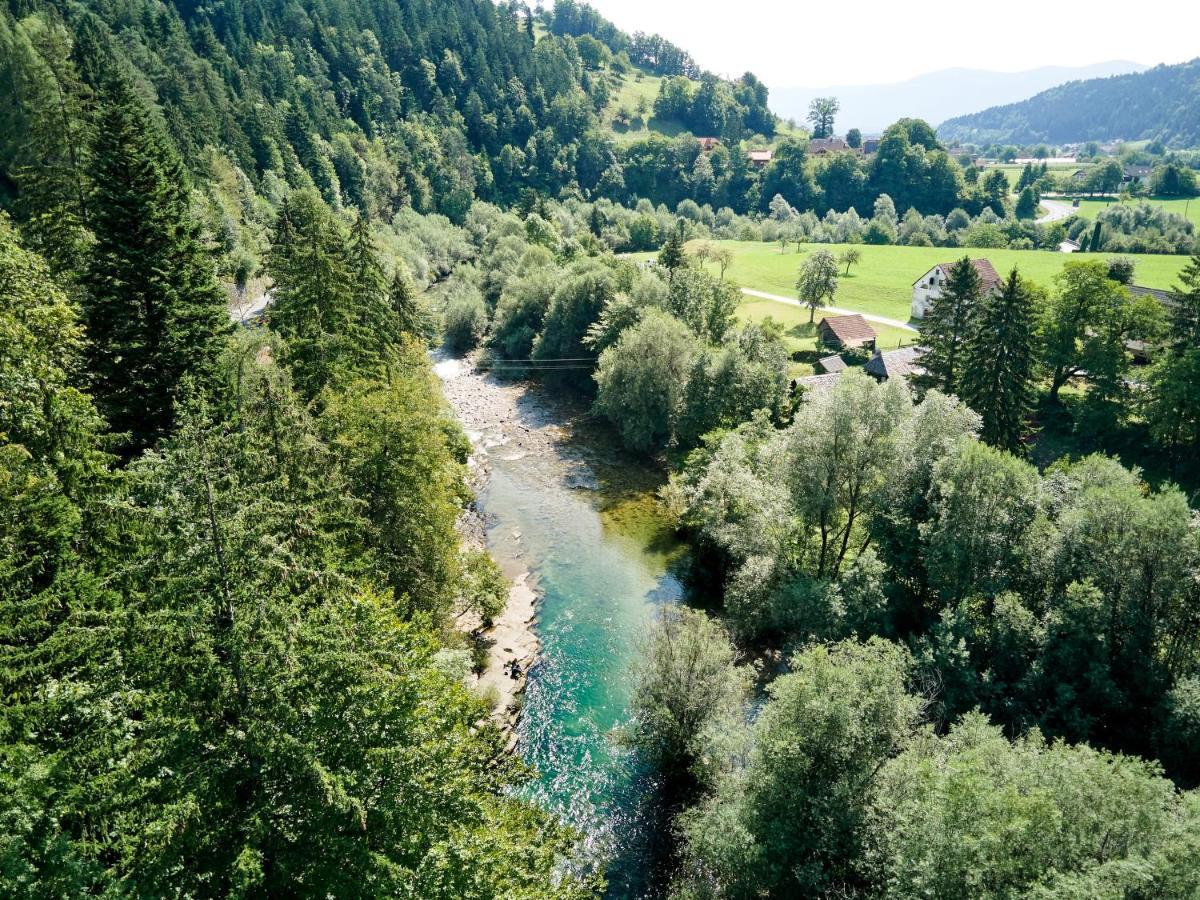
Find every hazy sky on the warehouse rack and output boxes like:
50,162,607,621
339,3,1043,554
572,0,1195,87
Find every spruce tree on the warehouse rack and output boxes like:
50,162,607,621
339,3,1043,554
83,72,229,450
347,212,397,357
8,17,94,279
267,190,364,399
959,268,1038,455
657,222,686,283
389,265,429,341
918,257,982,395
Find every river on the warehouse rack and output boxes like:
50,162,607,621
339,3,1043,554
436,356,687,897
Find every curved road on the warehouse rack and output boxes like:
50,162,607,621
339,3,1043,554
740,287,918,333
1037,197,1077,225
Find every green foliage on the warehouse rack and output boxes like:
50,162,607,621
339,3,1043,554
319,365,468,619
84,71,230,448
627,607,750,775
795,248,839,323
676,638,920,898
959,267,1040,453
917,256,982,395
594,309,699,454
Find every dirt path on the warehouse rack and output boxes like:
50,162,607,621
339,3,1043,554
1037,197,1077,225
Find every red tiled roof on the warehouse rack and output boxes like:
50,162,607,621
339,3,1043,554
818,314,877,347
914,258,1002,294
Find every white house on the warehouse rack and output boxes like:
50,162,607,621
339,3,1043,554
911,258,1002,319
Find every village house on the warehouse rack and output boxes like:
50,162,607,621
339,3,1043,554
862,138,881,155
817,314,877,350
1123,165,1153,186
747,149,773,167
696,137,720,152
865,346,925,382
809,137,850,155
911,258,1001,319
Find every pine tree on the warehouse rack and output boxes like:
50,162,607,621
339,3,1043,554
657,222,686,283
267,190,364,399
959,268,1038,455
347,212,397,358
8,17,94,279
918,257,982,395
83,72,229,450
389,265,430,341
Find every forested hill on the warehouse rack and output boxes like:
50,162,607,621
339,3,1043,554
938,58,1200,145
0,0,774,223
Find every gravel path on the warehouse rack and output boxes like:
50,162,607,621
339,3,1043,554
1037,197,1077,225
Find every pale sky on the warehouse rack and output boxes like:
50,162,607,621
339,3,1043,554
572,0,1194,87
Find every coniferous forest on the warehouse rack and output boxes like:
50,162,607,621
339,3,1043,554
2,0,1200,896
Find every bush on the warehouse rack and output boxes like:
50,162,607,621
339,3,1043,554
443,285,488,352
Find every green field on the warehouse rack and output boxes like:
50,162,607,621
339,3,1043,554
987,163,1088,189
690,241,1193,324
1052,195,1200,228
737,297,916,366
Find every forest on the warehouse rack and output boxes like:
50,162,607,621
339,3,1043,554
939,57,1200,146
1,0,1199,896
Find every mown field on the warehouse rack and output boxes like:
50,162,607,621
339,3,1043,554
1053,195,1200,228
693,241,1193,323
736,296,916,368
986,162,1088,188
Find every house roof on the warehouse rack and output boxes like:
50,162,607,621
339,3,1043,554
796,373,842,397
818,354,847,373
1129,284,1173,306
697,137,720,150
865,346,925,380
818,314,877,346
747,149,774,163
809,137,849,153
913,258,1002,294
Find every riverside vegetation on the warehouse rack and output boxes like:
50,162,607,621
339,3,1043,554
2,0,1200,896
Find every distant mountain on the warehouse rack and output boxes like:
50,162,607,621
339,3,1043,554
772,62,1148,135
938,59,1200,146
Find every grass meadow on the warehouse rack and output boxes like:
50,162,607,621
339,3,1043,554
1053,195,1200,228
684,241,1193,323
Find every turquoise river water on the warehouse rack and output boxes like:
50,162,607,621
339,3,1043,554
478,442,686,897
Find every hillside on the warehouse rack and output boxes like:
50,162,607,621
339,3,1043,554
772,61,1147,134
938,58,1200,145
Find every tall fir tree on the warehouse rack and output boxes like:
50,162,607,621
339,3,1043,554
959,268,1038,455
1144,251,1200,452
918,257,982,395
83,71,229,450
389,265,430,341
268,190,372,399
347,212,399,358
7,16,94,280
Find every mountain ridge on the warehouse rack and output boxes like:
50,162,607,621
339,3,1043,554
938,58,1200,145
772,61,1147,134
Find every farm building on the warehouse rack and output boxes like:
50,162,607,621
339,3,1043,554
862,138,881,154
817,314,877,350
809,137,850,155
818,354,848,374
865,346,925,382
747,149,774,167
911,258,1002,319
697,137,720,151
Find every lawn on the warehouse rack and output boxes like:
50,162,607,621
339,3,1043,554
694,241,1193,324
1051,195,1200,229
736,296,916,375
604,70,692,144
987,163,1088,189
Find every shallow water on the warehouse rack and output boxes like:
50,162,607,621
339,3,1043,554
478,446,685,897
